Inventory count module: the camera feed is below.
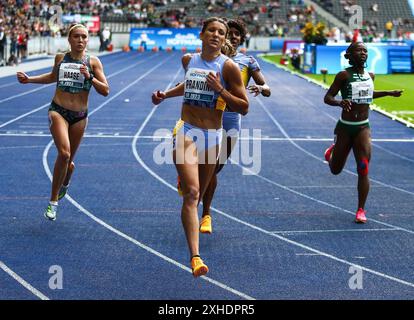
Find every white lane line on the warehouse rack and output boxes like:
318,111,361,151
256,97,414,197
270,228,398,234
2,131,414,143
131,76,414,290
41,68,255,300
0,82,17,89
129,68,255,299
1,53,169,301
372,143,414,163
41,59,254,300
0,260,49,300
231,159,414,235
0,53,160,128
0,103,50,128
0,84,54,105
262,71,414,162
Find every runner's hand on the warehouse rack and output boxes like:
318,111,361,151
206,72,223,93
152,90,166,105
389,90,403,97
16,72,29,84
248,84,262,97
340,99,352,112
80,63,91,79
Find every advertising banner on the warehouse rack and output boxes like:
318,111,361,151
314,44,412,74
129,28,202,50
62,15,100,33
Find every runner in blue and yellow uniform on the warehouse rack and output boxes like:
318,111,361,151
152,17,248,277
324,42,402,223
17,24,109,221
200,18,271,234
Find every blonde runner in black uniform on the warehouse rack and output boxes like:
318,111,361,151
17,24,109,221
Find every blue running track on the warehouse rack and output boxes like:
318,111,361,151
0,51,413,300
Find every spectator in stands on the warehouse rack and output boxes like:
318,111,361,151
385,20,393,38
98,28,104,52
102,27,111,50
9,30,18,59
290,48,300,70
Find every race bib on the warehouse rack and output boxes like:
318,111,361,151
58,63,85,88
184,68,215,103
351,81,373,104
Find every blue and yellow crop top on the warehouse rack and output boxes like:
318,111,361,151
233,52,261,87
183,53,229,111
57,52,93,94
222,52,260,113
340,67,374,104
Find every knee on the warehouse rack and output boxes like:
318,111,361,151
183,186,200,205
330,167,342,175
57,149,71,163
329,162,342,175
357,158,369,176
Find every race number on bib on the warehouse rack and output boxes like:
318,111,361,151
351,81,373,104
58,63,85,89
184,68,215,103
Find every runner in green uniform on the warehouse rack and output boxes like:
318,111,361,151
324,42,402,223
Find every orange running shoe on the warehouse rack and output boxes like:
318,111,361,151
355,208,367,224
177,175,183,197
324,144,335,162
191,256,209,277
199,215,212,234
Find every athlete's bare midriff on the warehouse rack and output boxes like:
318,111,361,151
53,89,89,112
341,103,369,122
181,103,223,130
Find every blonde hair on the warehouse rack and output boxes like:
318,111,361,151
68,24,88,38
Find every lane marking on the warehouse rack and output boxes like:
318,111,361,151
42,65,255,300
0,260,49,300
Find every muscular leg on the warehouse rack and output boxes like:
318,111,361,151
352,127,371,210
174,137,201,258
202,135,235,217
49,112,71,202
198,143,221,204
62,118,88,186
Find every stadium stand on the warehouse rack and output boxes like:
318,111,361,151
313,0,414,39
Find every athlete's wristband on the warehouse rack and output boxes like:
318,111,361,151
88,73,94,82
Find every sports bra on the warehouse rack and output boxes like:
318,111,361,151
340,67,374,104
183,53,229,111
57,52,93,94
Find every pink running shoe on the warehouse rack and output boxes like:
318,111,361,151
355,208,367,224
324,144,335,162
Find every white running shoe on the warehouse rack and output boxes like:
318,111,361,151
44,203,58,221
